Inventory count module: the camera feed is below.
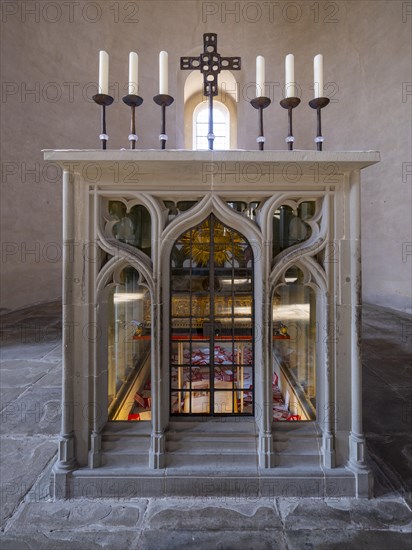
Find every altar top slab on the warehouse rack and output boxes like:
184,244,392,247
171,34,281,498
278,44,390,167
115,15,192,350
43,149,380,173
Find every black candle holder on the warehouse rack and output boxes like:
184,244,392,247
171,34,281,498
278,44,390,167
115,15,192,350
309,97,330,151
122,94,144,150
250,96,271,150
153,94,174,149
280,97,301,151
92,94,114,150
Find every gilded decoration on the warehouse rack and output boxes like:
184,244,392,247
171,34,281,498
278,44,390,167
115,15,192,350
181,218,243,266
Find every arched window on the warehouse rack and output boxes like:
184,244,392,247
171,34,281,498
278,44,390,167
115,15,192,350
193,101,230,150
182,69,238,149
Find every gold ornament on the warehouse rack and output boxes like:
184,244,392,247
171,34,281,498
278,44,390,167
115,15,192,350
181,218,244,266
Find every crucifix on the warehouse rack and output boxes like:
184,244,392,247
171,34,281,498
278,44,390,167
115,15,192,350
181,33,241,150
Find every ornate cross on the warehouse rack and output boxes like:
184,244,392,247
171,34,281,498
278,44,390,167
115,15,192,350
181,33,241,150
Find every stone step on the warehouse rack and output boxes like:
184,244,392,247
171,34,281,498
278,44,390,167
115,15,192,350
166,439,257,454
101,434,151,467
101,435,151,452
167,420,257,435
272,421,320,435
102,422,151,437
274,453,322,468
166,431,257,442
101,452,150,468
165,452,258,469
273,435,322,454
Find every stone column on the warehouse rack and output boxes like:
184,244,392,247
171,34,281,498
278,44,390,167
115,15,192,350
347,169,372,497
321,290,336,468
150,278,165,468
52,169,77,498
259,240,274,468
321,194,336,468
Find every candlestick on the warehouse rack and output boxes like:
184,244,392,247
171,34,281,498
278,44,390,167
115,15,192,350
159,51,168,95
256,55,265,98
122,94,144,149
285,54,295,98
98,51,109,95
128,52,138,95
314,54,323,99
250,96,271,150
92,93,114,150
280,97,300,150
309,96,330,151
153,94,174,149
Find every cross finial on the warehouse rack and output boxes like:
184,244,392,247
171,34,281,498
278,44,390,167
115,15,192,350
180,33,241,149
181,33,241,97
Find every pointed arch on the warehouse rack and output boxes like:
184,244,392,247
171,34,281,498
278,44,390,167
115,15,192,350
259,192,328,267
161,193,263,262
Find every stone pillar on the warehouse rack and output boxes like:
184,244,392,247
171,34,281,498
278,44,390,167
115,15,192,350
321,290,336,468
150,281,166,468
321,193,336,468
259,240,274,468
347,169,372,497
52,169,77,498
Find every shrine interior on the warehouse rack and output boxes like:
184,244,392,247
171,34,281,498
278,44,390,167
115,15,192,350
107,203,317,423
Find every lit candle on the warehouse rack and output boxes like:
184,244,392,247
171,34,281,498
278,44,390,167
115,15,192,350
256,55,265,97
159,51,168,95
128,52,138,95
98,50,109,95
314,54,323,98
285,54,295,98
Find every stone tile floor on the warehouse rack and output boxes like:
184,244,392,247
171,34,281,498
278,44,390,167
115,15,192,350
0,301,411,549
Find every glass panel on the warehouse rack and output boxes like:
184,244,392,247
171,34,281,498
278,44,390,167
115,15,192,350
227,201,247,213
108,267,151,421
109,201,151,257
233,319,253,337
234,366,253,388
192,366,210,386
238,390,253,414
177,201,198,212
171,366,191,388
272,202,315,259
188,390,210,414
171,391,183,414
234,344,253,365
214,387,236,414
170,214,254,416
190,344,211,365
195,103,229,151
272,267,316,421
215,365,234,384
171,273,191,291
171,342,191,364
214,343,234,365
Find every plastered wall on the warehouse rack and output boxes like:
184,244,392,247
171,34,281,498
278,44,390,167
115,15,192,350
1,0,411,313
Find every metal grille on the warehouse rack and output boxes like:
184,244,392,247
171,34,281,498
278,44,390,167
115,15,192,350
170,214,254,416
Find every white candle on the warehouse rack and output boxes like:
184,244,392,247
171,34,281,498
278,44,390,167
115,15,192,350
256,55,265,97
314,54,323,98
99,50,109,95
128,52,138,95
285,54,295,98
159,51,168,95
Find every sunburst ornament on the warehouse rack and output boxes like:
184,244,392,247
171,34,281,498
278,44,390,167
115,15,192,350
181,218,244,266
